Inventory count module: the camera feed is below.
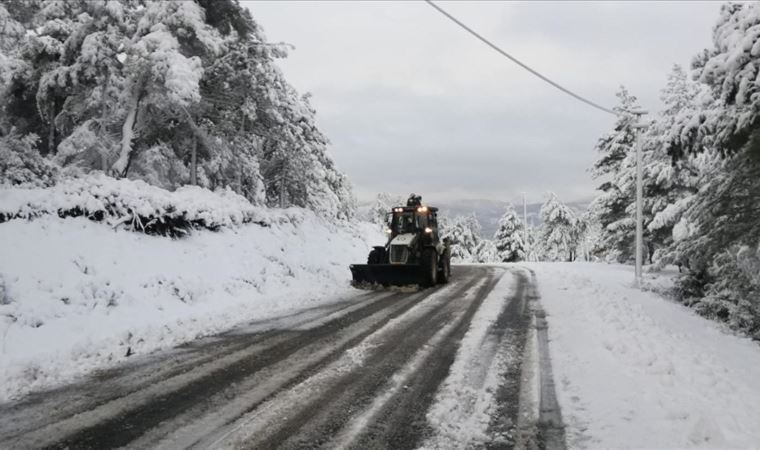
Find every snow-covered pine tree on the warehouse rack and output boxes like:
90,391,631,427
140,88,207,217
473,239,498,264
1,0,78,156
0,0,355,219
575,210,601,262
524,224,541,262
441,214,481,263
669,3,760,159
663,3,760,337
369,193,403,227
589,86,642,262
109,0,224,177
0,2,27,89
640,65,702,265
492,204,525,262
538,192,579,262
0,131,57,187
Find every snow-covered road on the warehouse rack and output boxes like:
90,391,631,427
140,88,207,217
4,261,758,449
0,265,544,449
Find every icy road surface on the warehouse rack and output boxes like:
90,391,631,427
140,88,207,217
0,266,556,449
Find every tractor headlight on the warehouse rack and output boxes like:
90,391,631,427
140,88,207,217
424,227,433,234
417,206,428,213
385,228,392,234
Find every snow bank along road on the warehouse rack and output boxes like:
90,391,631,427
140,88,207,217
0,265,561,449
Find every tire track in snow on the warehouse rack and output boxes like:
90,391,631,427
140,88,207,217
485,269,532,449
0,265,521,450
347,269,504,450
217,267,492,449
135,282,467,449
417,267,530,450
0,289,421,449
0,292,381,440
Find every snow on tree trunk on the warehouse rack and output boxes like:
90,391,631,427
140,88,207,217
190,135,198,186
111,81,142,178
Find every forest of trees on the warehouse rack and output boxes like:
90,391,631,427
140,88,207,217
589,3,760,338
3,1,758,337
0,0,355,220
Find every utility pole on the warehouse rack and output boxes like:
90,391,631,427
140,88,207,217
522,192,528,260
631,110,648,287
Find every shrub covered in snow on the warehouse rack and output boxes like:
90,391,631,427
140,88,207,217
0,132,58,187
0,173,268,235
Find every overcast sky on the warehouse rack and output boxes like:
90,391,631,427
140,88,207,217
243,1,721,206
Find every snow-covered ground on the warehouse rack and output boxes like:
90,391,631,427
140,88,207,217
0,212,383,402
527,262,760,449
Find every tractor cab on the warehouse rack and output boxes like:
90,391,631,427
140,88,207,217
386,204,440,244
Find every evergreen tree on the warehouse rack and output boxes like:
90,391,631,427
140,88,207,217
493,204,526,262
538,193,579,262
641,65,702,265
669,3,760,159
369,192,403,227
441,214,481,262
0,0,355,219
589,87,642,262
473,239,497,264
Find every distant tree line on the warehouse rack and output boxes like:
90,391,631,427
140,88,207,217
0,0,354,220
368,191,590,265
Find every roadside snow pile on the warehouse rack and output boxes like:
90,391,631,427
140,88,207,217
526,262,760,449
0,173,267,235
0,212,382,403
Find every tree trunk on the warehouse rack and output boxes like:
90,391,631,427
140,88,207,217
99,73,110,171
47,101,56,155
190,135,197,186
111,80,142,177
236,162,243,193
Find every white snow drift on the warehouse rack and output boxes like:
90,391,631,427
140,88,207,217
528,262,760,449
0,212,381,403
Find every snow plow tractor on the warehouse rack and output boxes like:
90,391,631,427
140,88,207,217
350,194,451,288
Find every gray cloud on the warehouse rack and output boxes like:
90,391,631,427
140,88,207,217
244,1,721,204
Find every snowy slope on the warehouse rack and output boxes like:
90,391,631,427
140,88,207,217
527,262,760,449
0,213,383,402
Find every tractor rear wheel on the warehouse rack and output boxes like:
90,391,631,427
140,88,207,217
438,251,450,284
420,248,438,287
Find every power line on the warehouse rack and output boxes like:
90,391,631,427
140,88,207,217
424,0,617,116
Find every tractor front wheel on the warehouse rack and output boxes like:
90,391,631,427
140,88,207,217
421,248,438,287
367,247,385,264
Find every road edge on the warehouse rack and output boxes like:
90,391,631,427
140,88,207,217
518,268,567,450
